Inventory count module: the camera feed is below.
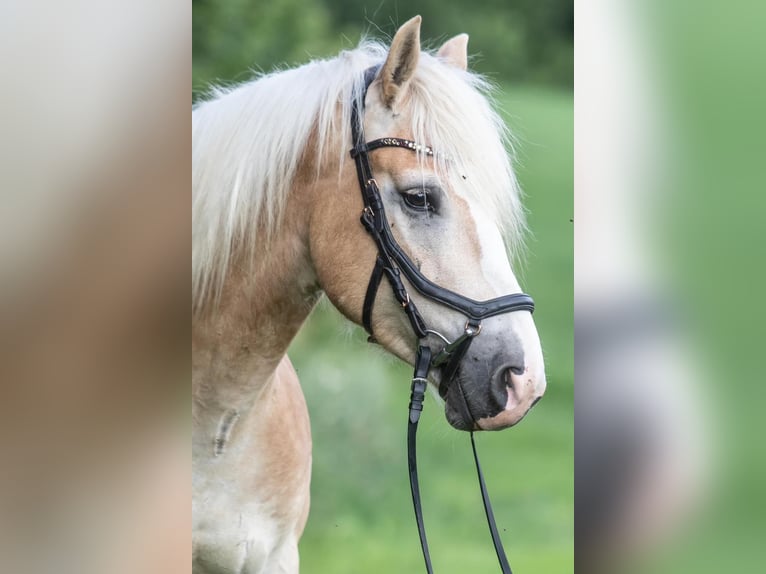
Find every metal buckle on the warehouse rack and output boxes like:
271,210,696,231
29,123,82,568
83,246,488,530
464,321,482,337
401,292,410,308
428,321,482,369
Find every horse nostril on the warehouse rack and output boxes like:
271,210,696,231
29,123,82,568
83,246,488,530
501,365,525,388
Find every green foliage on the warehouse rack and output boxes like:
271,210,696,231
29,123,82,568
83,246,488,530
192,0,572,96
193,0,337,93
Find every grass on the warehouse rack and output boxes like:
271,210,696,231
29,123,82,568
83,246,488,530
288,84,573,573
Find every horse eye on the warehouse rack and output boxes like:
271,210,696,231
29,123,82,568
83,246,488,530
401,189,435,212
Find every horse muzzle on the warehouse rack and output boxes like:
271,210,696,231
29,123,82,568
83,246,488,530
441,345,546,431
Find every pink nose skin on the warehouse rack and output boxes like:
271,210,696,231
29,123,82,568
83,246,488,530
476,366,545,430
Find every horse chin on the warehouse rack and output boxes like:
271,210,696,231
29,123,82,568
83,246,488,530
443,393,528,432
444,402,477,431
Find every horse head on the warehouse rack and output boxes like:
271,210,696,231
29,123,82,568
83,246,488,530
310,17,546,431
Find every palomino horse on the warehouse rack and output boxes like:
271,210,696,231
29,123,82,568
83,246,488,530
192,16,546,573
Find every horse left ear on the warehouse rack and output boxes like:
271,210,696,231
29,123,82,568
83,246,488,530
437,33,469,71
380,15,422,109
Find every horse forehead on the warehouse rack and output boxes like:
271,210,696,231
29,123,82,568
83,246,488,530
370,144,426,178
363,86,413,136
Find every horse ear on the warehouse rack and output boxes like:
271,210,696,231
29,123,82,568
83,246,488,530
380,15,422,109
437,33,469,71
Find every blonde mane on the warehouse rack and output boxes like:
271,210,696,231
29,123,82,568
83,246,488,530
193,41,525,312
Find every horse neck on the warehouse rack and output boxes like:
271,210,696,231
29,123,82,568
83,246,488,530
192,185,321,421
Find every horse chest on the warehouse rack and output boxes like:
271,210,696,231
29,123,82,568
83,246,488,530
193,438,304,573
193,455,276,573
192,361,311,574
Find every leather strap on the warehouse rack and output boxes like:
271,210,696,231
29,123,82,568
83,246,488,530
360,186,428,340
437,319,481,399
471,432,512,574
408,345,434,574
363,256,386,339
355,137,435,157
408,348,513,574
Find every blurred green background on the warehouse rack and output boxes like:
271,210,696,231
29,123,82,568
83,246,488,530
632,2,766,573
193,1,572,572
193,0,572,94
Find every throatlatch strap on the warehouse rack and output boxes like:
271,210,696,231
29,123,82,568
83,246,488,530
363,256,386,338
471,432,513,574
408,345,433,574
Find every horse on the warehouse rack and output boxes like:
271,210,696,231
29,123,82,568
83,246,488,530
192,16,546,573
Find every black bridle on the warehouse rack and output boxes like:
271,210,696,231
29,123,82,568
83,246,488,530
350,65,536,574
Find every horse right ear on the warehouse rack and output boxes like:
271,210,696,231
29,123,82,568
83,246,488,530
380,15,422,109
